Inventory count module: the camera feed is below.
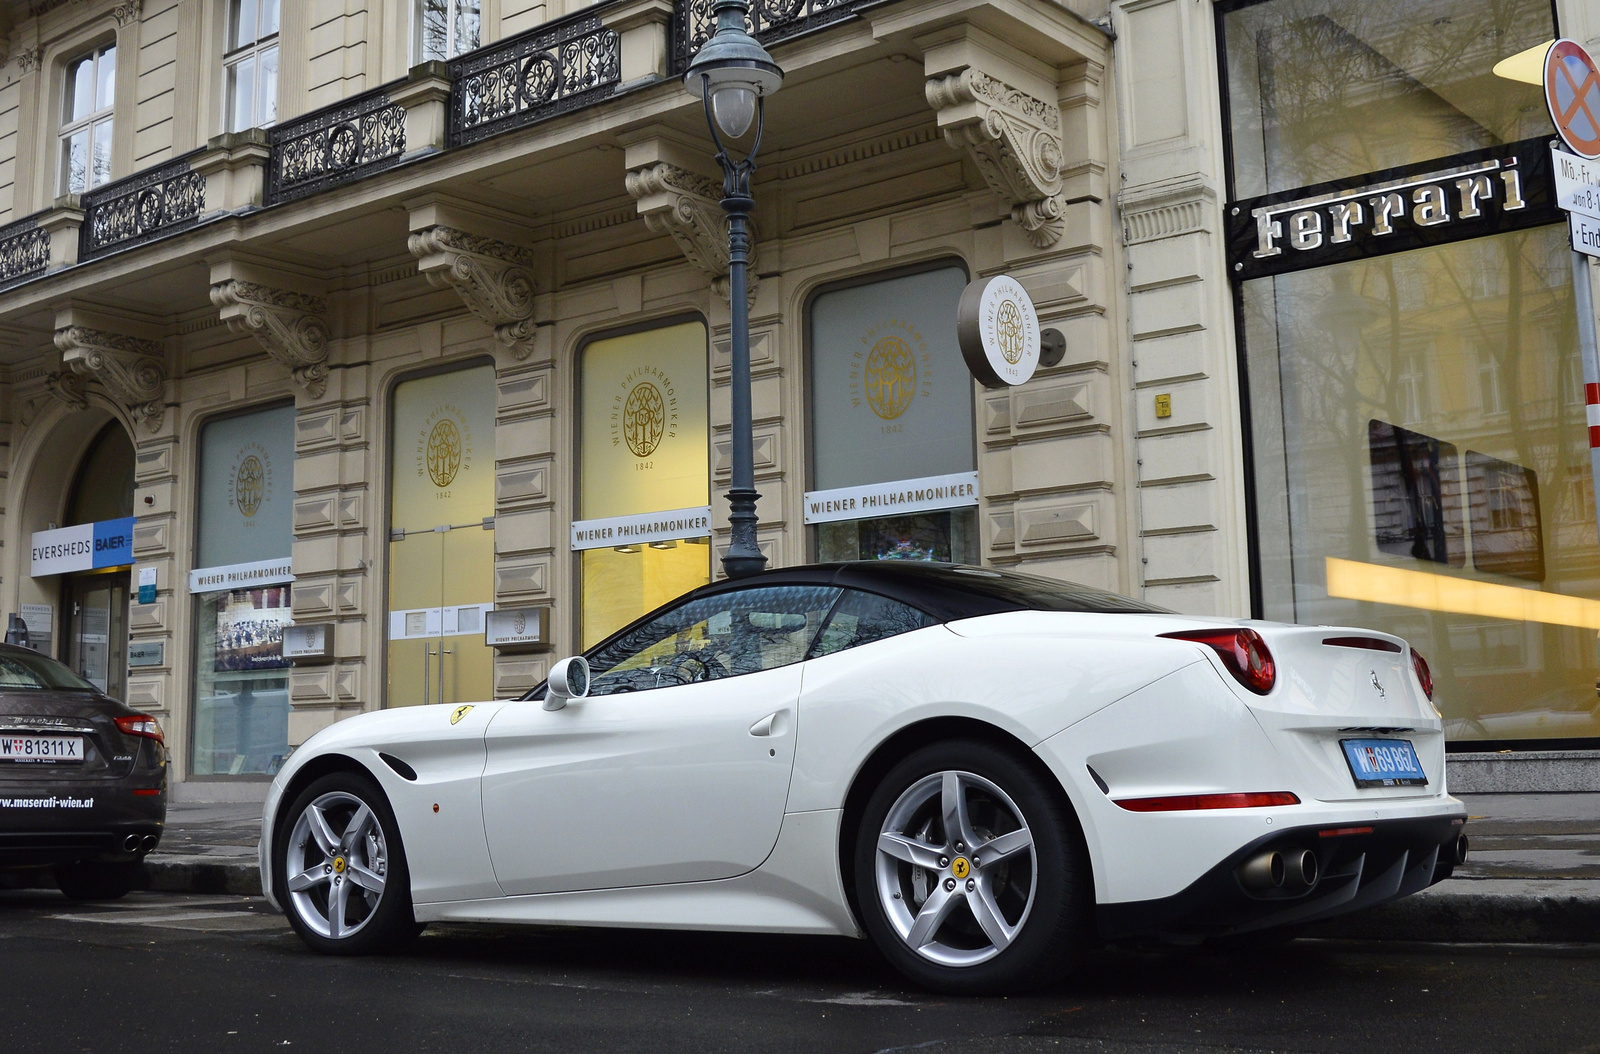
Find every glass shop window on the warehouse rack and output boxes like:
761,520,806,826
1224,0,1600,744
807,266,978,563
578,321,712,648
190,404,296,777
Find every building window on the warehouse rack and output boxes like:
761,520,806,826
418,0,481,62
577,321,711,648
226,0,279,131
191,404,295,777
806,265,978,564
61,43,115,193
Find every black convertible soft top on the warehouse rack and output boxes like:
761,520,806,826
682,561,1168,623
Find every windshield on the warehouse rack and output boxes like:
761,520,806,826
0,646,98,691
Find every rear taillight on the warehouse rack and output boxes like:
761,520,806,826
1159,628,1276,694
114,713,164,744
1411,649,1434,701
1114,791,1300,812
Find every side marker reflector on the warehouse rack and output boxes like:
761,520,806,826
1113,791,1300,812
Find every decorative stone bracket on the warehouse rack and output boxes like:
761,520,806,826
54,326,167,431
407,225,539,359
624,161,755,298
210,279,331,397
43,369,88,411
925,66,1066,247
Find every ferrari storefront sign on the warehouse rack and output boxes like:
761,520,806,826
30,517,136,577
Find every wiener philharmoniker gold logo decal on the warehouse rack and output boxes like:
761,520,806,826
426,418,462,487
512,611,527,635
228,443,273,520
235,455,264,516
864,336,917,420
611,367,680,462
450,704,474,725
623,382,666,457
851,319,932,422
995,298,1025,365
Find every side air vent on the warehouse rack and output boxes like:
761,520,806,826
379,753,418,781
1322,636,1402,653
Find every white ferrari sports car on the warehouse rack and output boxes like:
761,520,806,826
260,562,1467,992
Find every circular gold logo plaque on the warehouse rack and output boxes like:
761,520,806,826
995,299,1025,365
623,382,666,458
234,455,264,517
864,335,917,420
426,418,462,487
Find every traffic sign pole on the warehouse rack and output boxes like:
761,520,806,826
1570,248,1600,547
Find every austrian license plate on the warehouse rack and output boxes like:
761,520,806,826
0,735,85,763
1340,738,1427,788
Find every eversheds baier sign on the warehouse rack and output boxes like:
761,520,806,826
31,518,136,577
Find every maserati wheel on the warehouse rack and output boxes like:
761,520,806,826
855,740,1089,993
275,772,417,955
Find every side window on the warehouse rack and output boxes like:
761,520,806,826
587,585,841,695
809,590,937,658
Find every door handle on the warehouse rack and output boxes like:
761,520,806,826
749,710,790,737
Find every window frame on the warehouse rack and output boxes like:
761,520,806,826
416,0,483,64
59,41,116,195
223,0,280,132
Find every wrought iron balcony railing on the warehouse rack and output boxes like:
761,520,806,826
266,86,408,205
671,0,862,75
449,11,621,148
80,154,207,260
0,213,50,287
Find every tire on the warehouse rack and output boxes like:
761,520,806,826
273,771,418,955
54,861,137,901
853,739,1091,994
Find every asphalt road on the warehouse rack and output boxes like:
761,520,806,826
2,890,1599,1054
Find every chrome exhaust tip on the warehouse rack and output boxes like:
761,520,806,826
1238,850,1286,891
122,834,142,853
1454,833,1469,865
141,834,159,852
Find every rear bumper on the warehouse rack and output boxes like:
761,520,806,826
1095,812,1466,940
0,779,166,867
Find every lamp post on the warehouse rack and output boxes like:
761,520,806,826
684,0,782,579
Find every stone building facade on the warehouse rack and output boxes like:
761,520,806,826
0,0,1594,797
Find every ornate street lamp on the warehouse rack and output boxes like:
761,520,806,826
684,0,783,578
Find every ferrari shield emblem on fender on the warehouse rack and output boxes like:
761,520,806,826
450,705,474,725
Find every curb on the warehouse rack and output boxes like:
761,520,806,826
140,856,263,897
1305,886,1600,944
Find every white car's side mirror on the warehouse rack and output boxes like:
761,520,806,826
543,655,591,711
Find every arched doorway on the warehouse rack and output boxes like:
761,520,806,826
22,419,136,698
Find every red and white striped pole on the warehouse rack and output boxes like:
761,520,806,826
1572,249,1600,545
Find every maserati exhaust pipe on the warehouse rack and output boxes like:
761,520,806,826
141,834,159,852
1238,850,1286,891
122,834,142,853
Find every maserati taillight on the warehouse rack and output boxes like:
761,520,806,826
1411,648,1434,701
1159,628,1276,695
114,713,164,744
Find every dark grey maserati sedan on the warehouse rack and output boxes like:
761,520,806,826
0,643,167,899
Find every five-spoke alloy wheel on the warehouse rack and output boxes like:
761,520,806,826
274,772,417,954
855,740,1089,993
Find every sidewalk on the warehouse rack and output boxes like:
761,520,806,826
136,793,1600,941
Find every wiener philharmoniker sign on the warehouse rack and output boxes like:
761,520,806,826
1226,137,1561,281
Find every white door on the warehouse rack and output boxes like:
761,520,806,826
480,583,840,896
